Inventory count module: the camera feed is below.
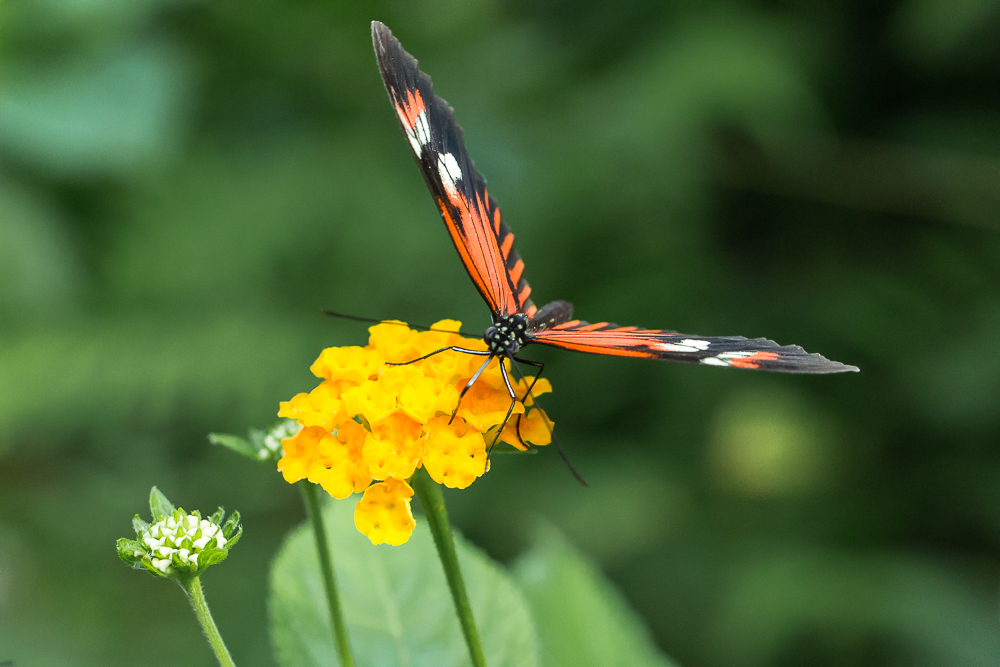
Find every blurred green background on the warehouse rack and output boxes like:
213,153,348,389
2,0,999,665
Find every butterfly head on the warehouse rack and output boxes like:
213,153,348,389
485,314,530,357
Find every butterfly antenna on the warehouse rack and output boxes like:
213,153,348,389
321,309,469,335
508,358,589,487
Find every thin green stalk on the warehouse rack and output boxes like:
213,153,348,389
300,481,356,667
411,468,488,667
179,574,236,667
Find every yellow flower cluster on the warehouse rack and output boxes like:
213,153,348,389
277,320,552,545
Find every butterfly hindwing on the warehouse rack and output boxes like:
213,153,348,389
372,21,536,319
531,320,858,373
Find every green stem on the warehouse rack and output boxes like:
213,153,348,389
179,574,236,667
411,468,488,667
300,482,356,667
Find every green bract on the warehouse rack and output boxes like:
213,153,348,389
117,487,242,579
209,419,301,463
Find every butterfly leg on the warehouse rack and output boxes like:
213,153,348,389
482,358,520,475
507,359,588,487
386,346,490,366
510,357,545,449
448,354,496,424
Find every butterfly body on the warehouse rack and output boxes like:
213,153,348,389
484,314,532,356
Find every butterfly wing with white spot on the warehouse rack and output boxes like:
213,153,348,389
372,22,535,319
531,321,858,373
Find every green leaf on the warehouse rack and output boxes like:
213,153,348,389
116,538,144,567
270,497,539,667
224,524,242,549
208,507,225,526
148,486,175,522
513,527,679,667
208,432,261,460
222,510,241,536
140,559,167,578
197,548,229,570
132,514,149,536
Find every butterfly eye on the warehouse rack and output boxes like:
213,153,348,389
504,339,521,355
484,326,498,341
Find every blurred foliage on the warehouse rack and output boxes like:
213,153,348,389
271,498,541,667
270,500,674,667
2,0,1000,665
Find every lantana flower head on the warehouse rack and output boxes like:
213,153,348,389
277,320,553,545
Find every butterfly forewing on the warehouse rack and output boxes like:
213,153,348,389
372,22,857,376
372,22,536,319
531,321,858,373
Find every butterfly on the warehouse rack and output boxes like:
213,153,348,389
369,22,857,473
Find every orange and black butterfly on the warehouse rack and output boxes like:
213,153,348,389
370,22,856,472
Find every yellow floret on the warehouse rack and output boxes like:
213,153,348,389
277,425,327,484
354,477,415,546
340,379,399,426
367,321,421,363
499,408,553,449
363,411,424,480
422,416,489,488
311,346,384,383
516,377,552,405
307,421,372,498
397,375,460,424
456,378,524,431
278,379,354,429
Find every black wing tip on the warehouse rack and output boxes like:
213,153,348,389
738,337,859,374
797,360,860,374
371,21,396,59
769,353,860,375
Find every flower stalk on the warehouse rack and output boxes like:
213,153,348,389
411,467,487,667
178,574,236,667
300,481,356,667
118,489,243,667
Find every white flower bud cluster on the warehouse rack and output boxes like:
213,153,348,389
262,420,301,459
141,514,228,573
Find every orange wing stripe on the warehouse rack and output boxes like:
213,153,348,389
539,338,657,358
396,89,426,129
576,322,608,332
509,259,524,285
436,197,500,312
518,284,532,304
500,233,514,258
729,351,780,369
